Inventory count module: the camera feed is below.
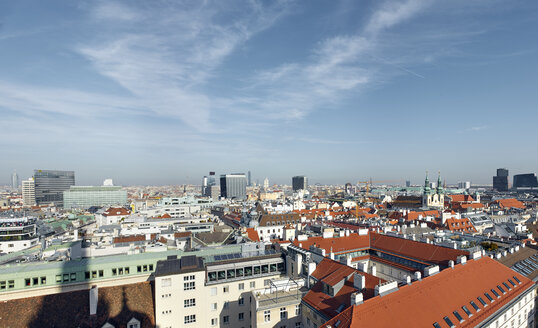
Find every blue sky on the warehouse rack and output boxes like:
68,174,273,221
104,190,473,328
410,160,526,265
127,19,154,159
1,0,537,186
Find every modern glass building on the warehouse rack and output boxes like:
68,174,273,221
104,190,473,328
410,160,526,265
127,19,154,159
292,175,308,191
34,170,75,206
63,186,128,209
493,168,509,191
220,173,247,199
513,173,538,191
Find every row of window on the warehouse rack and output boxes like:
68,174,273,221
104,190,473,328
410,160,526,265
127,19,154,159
0,280,15,289
207,262,284,282
264,306,301,322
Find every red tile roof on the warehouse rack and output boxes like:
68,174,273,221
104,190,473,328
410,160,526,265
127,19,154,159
303,258,384,319
321,256,534,328
446,194,475,203
369,232,468,267
494,198,525,210
246,228,260,242
292,233,370,254
103,207,130,217
445,217,477,233
113,235,145,244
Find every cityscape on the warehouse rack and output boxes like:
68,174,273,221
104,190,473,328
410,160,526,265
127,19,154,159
1,1,538,328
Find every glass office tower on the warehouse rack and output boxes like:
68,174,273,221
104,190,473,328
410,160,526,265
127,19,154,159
220,174,247,199
34,170,75,206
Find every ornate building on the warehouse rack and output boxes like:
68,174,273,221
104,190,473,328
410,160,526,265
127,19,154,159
422,172,445,209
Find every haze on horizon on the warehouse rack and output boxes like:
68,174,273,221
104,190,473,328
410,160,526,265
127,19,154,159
1,0,537,186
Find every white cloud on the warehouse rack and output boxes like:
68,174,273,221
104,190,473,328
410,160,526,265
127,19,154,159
365,0,433,35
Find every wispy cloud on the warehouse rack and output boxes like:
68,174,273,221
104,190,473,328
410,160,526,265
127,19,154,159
468,125,488,131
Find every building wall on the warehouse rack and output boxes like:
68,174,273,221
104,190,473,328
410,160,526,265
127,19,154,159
63,187,127,209
155,270,284,328
253,299,302,328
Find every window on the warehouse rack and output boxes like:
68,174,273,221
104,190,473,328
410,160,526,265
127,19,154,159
513,276,521,284
264,310,271,322
0,281,5,290
211,287,217,296
184,281,195,291
477,297,487,307
223,286,229,293
296,304,301,315
250,281,255,288
491,289,500,298
208,272,217,281
161,278,171,287
70,273,76,281
239,283,244,290
99,270,104,277
239,312,244,321
502,282,511,291
112,268,117,276
223,315,230,325
8,280,14,289
508,279,516,287
211,303,217,311
33,277,38,285
184,314,196,324
470,301,480,312
443,316,455,328
137,265,142,272
25,278,31,287
184,275,195,281
239,297,244,306
280,307,287,320
453,311,464,323
85,271,90,280
498,285,506,294
211,318,218,326
223,302,229,309
484,292,494,302
264,279,271,287
433,323,442,328
184,298,196,308
63,274,69,282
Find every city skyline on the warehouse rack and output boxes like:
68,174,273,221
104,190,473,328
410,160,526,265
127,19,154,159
1,1,537,185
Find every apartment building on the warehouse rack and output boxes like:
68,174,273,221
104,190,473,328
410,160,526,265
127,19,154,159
154,243,286,328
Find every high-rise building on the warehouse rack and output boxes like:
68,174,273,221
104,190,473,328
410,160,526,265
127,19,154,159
263,177,269,190
63,186,128,209
248,171,252,187
202,172,217,198
513,173,538,191
34,170,75,206
493,168,509,191
11,171,18,189
22,178,35,206
405,180,411,187
292,176,308,191
220,173,247,199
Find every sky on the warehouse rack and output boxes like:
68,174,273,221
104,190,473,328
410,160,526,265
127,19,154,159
1,0,537,186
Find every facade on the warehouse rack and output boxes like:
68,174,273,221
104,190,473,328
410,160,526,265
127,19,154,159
220,174,247,199
494,168,509,191
34,170,75,206
154,244,286,328
63,186,127,209
22,177,36,206
292,176,308,191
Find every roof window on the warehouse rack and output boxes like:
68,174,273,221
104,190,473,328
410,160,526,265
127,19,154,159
461,305,472,317
433,323,442,328
453,311,464,323
470,301,480,312
484,292,494,302
477,297,487,307
513,276,521,284
490,289,500,298
502,282,511,291
497,285,506,294
508,279,516,287
443,316,456,328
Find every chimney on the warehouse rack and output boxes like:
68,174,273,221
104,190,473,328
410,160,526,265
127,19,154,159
406,275,411,284
89,285,98,315
457,255,467,264
351,292,364,305
448,260,454,269
414,271,421,280
371,264,377,277
353,272,365,290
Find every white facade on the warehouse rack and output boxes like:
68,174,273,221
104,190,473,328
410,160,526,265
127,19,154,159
22,178,36,206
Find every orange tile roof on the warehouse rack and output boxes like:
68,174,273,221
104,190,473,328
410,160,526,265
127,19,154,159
246,228,260,242
495,198,525,209
292,233,370,254
370,232,468,267
321,256,534,328
445,217,477,233
113,234,145,243
405,210,440,221
446,194,475,203
103,207,130,217
303,258,384,319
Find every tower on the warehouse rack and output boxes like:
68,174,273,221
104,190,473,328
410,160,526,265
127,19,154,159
423,171,444,209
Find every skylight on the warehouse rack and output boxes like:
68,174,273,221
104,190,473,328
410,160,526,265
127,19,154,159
461,306,472,317
433,322,442,328
513,276,521,284
502,282,511,291
497,285,506,294
491,289,500,298
470,301,480,312
484,292,494,302
508,279,516,287
453,311,464,323
477,297,487,307
443,316,456,328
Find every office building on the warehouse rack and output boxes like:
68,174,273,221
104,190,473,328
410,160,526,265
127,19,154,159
22,178,36,206
220,173,247,199
248,171,252,187
11,171,18,189
458,181,471,190
63,186,128,209
513,173,538,191
493,168,509,191
34,170,75,206
292,176,308,191
202,172,218,199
